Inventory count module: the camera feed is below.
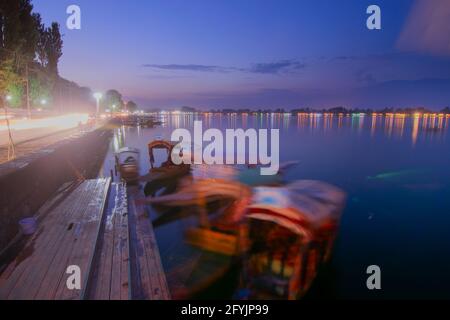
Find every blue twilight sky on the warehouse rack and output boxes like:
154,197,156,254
33,0,450,110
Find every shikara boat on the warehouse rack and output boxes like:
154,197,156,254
236,180,346,300
114,147,140,184
144,177,250,254
141,177,250,299
144,162,300,255
141,140,191,195
142,164,346,300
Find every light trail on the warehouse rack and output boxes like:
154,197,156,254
0,114,89,131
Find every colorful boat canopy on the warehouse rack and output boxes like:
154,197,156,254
247,180,346,236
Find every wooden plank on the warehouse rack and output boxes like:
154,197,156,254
87,182,130,300
128,186,170,300
0,182,89,299
0,182,77,278
56,178,111,300
87,182,116,300
33,180,106,300
110,183,130,300
0,179,111,300
30,180,101,300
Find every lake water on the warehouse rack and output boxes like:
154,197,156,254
101,113,450,299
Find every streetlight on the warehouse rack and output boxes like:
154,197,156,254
40,99,47,105
93,92,103,116
6,95,12,102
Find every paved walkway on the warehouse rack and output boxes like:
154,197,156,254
0,127,82,164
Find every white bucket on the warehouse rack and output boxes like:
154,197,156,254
19,217,37,235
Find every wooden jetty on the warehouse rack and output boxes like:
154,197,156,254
127,186,171,300
0,178,170,300
85,182,130,300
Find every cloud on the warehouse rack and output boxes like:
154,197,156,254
143,64,230,72
397,0,450,56
143,60,305,75
142,74,190,80
247,60,306,74
332,56,358,61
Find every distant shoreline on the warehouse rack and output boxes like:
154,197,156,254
140,110,450,117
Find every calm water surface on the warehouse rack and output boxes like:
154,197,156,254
101,113,450,299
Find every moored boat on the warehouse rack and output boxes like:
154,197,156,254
141,139,191,195
141,164,346,300
114,147,140,184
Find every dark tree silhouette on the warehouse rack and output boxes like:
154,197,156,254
45,22,63,75
127,100,138,112
0,0,41,106
36,17,48,67
103,89,124,111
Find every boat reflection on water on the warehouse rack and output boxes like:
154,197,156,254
136,149,347,300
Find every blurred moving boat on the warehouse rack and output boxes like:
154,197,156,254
238,180,346,300
144,177,250,254
144,175,346,300
114,147,140,184
144,163,300,257
143,178,250,299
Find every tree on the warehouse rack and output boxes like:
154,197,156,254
7,84,23,107
126,100,138,112
328,106,348,114
181,106,196,112
0,0,42,107
36,17,48,67
45,22,63,75
0,58,20,101
0,0,95,113
1,0,23,52
30,75,51,108
0,1,40,69
19,5,41,62
103,89,124,111
0,57,23,109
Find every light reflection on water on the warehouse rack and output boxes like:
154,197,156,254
102,114,450,299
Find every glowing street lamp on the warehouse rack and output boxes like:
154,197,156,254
93,92,103,115
40,99,47,105
6,95,12,102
